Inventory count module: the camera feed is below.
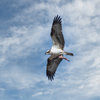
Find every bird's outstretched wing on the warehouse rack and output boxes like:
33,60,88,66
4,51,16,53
46,54,62,81
51,15,65,49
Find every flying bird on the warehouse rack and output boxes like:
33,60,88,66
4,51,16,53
45,15,74,81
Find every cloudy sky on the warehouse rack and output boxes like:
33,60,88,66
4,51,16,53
0,0,100,100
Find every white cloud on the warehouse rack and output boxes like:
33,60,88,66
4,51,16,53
32,92,43,97
0,88,5,91
32,88,59,98
1,0,100,100
0,65,47,89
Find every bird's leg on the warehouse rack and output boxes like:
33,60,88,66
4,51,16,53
59,55,70,62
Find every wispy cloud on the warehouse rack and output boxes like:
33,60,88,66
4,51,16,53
0,0,100,100
32,92,43,97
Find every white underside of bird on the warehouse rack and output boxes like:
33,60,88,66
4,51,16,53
50,45,64,54
45,15,74,81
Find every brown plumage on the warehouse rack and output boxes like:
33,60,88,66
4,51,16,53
45,15,74,81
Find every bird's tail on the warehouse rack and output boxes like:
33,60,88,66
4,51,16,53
64,51,74,56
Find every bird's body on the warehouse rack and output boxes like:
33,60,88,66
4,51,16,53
51,45,64,54
45,15,74,81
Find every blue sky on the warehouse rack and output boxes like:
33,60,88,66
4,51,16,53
0,0,100,100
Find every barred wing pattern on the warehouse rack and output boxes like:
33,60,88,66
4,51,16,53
46,54,63,81
51,15,65,49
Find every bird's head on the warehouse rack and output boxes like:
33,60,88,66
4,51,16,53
45,50,50,55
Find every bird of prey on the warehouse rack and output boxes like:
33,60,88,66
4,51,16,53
45,15,74,81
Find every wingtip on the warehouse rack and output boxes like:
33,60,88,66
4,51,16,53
53,15,62,25
46,70,55,81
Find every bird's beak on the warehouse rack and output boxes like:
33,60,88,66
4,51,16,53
45,52,46,55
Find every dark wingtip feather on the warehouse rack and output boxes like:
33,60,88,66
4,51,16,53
53,15,62,25
51,15,62,37
46,70,55,81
